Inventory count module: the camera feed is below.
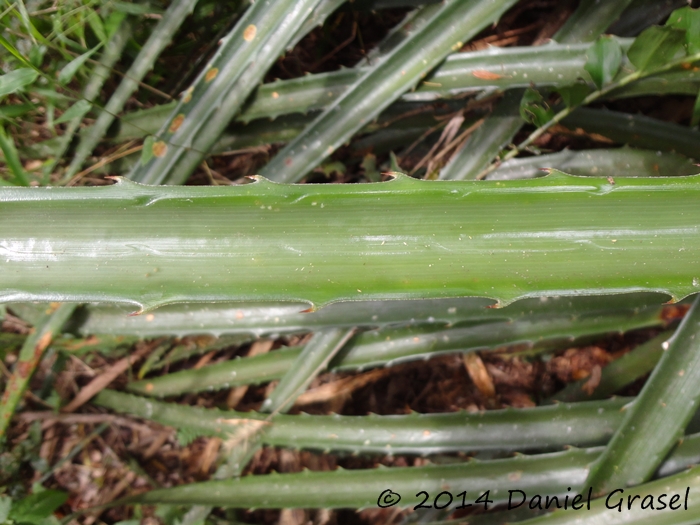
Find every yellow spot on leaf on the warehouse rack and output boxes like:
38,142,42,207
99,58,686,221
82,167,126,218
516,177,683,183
169,114,185,133
205,67,219,82
146,314,155,322
182,87,193,103
243,24,257,42
272,91,279,99
152,141,168,158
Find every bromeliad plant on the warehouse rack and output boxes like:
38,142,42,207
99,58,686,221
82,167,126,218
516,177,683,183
2,1,700,524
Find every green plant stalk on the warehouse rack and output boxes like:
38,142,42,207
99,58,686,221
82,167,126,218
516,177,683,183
363,3,444,66
102,60,699,170
437,89,526,181
438,0,634,181
551,331,671,403
291,0,444,52
487,148,698,180
59,291,666,339
554,0,636,44
261,327,355,414
116,100,464,158
115,39,636,136
0,303,76,442
63,0,199,182
1,285,630,333
608,0,688,37
511,467,700,525
47,19,131,179
586,295,700,493
287,0,345,51
62,297,496,338
96,389,635,455
153,335,253,371
129,0,325,185
116,445,700,510
480,52,700,179
106,38,700,147
128,301,667,396
122,446,597,508
3,173,700,309
562,107,700,160
606,69,700,98
260,0,520,183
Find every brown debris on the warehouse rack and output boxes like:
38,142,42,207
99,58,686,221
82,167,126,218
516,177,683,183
61,340,157,413
462,352,496,399
547,346,613,384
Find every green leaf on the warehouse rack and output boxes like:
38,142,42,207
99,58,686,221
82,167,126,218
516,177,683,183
86,11,108,44
58,47,99,85
627,26,686,72
361,153,381,182
177,426,210,446
389,151,402,172
0,68,38,98
665,6,700,55
8,490,67,524
104,11,127,39
584,36,623,89
28,45,47,69
112,1,164,15
319,161,346,177
0,495,12,523
54,100,92,125
557,81,592,108
0,34,36,70
0,125,29,186
0,103,34,118
519,88,554,127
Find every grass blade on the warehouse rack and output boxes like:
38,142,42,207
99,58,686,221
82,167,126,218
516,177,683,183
260,0,520,183
0,125,29,186
63,0,199,181
0,303,76,443
46,19,132,178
